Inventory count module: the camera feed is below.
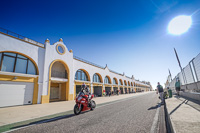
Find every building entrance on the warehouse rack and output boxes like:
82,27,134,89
120,87,123,94
125,88,127,94
94,86,102,97
113,87,118,95
105,87,111,95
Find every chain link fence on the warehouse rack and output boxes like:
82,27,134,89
168,53,200,93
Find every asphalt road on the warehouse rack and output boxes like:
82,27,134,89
11,92,160,133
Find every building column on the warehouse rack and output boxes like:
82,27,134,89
73,83,76,100
102,84,105,96
90,83,93,94
111,85,113,92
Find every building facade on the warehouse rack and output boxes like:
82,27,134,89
0,28,151,108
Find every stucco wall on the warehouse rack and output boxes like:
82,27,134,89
0,33,150,105
73,59,135,87
42,40,74,96
0,33,45,103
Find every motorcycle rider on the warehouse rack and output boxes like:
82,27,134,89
81,83,91,103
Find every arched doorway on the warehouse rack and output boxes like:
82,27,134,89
49,60,69,102
124,80,127,94
93,73,103,97
113,77,118,95
119,79,123,94
104,75,112,96
74,69,90,97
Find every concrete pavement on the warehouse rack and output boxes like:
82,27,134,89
0,92,152,128
165,95,200,133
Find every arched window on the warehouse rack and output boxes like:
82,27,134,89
75,69,88,81
113,78,117,85
119,79,123,85
128,81,130,86
93,73,101,83
124,80,127,86
104,76,111,84
51,62,67,78
0,52,37,75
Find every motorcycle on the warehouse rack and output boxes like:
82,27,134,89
74,91,96,115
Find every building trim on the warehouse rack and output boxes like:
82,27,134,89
41,59,70,104
0,71,38,78
56,44,66,55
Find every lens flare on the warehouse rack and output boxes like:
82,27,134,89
168,15,192,35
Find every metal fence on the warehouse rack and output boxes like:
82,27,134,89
73,55,125,76
193,53,200,81
168,53,200,92
0,27,44,47
73,56,105,69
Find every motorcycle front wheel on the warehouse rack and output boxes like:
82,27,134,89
90,100,96,111
74,104,82,115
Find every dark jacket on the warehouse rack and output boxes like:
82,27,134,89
157,85,163,93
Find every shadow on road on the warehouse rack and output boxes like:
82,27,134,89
148,103,161,110
11,110,91,130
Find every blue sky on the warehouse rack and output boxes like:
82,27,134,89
1,0,200,88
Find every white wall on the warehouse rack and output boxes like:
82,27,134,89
0,34,45,103
0,33,150,105
42,40,74,95
73,59,135,87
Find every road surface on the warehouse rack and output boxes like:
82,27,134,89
11,92,161,133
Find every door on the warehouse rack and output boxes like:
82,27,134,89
105,87,111,95
120,87,123,94
113,87,118,94
94,86,102,97
0,81,34,107
50,87,60,100
76,85,81,96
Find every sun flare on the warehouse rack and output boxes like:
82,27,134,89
168,15,192,35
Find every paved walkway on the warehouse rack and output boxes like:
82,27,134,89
165,95,200,133
0,92,151,127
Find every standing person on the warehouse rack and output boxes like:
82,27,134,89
109,91,111,97
175,79,181,96
103,90,105,96
116,89,119,95
156,82,164,104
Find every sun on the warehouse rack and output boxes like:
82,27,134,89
168,15,192,35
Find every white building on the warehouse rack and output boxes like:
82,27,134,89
0,28,151,108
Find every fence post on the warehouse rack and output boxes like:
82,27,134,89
182,68,187,84
192,58,199,82
189,61,196,82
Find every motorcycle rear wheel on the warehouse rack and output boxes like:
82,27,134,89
74,104,82,115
